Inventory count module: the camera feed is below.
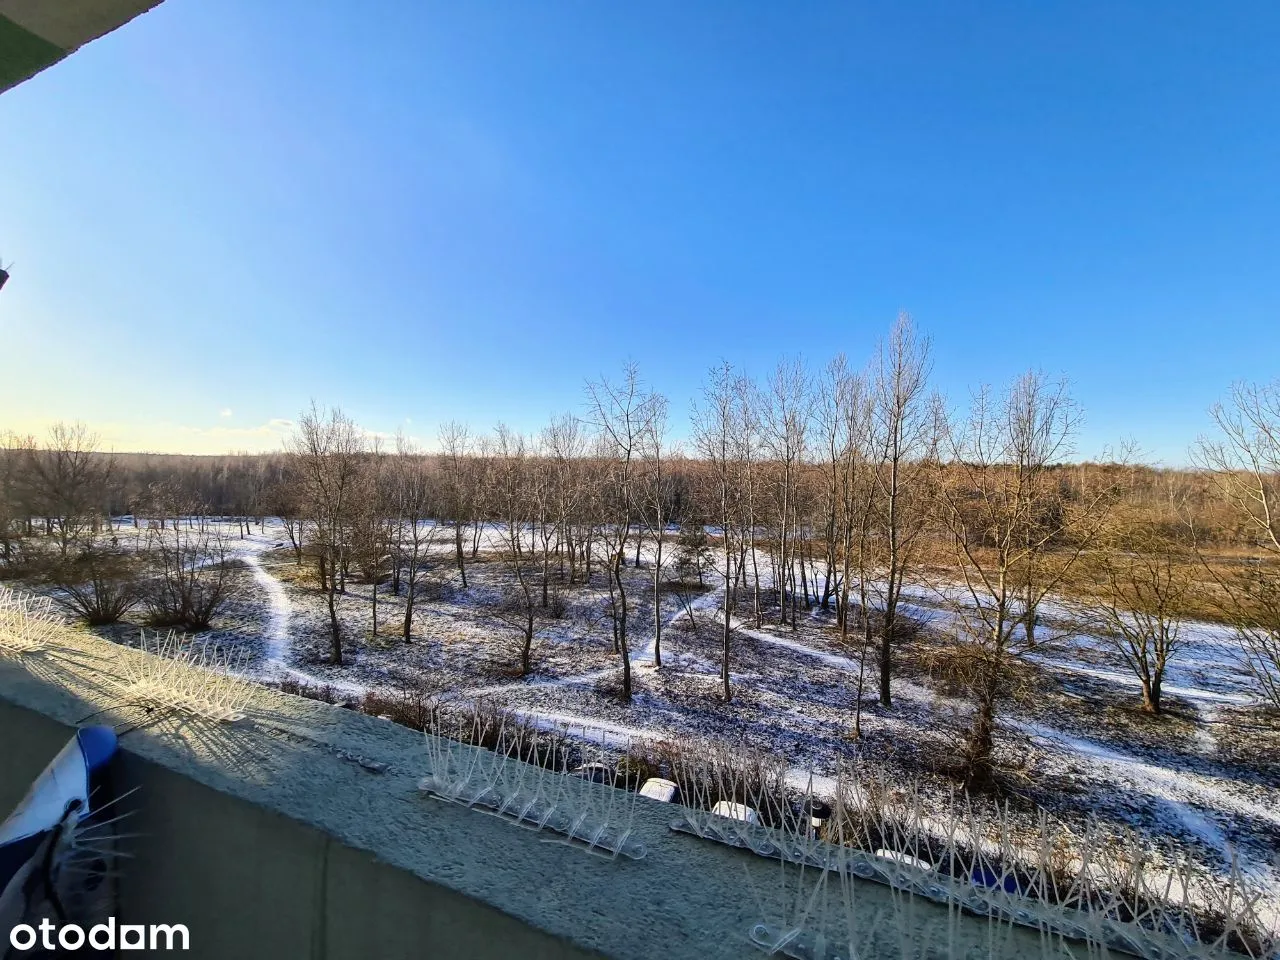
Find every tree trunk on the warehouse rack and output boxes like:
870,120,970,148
797,537,810,615
522,612,533,676
779,469,791,624
721,537,733,702
879,556,901,707
606,571,620,654
615,551,631,699
455,522,468,587
327,577,343,665
541,540,550,608
879,631,893,708
721,603,732,702
1142,674,1163,714
652,533,663,668
748,520,762,627
965,690,997,789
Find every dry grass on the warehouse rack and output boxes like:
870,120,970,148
266,555,320,589
915,541,1278,627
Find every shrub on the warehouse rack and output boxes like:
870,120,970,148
141,525,236,631
362,668,442,730
278,677,341,704
47,543,140,626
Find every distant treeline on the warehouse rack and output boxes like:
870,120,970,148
0,442,1257,546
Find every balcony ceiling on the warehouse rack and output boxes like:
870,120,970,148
1,0,163,94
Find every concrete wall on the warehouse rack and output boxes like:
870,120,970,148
1,698,600,960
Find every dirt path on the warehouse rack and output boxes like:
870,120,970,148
231,536,365,696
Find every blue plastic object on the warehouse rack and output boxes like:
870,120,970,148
0,725,121,933
970,864,1023,895
76,725,118,775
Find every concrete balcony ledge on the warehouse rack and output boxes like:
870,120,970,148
0,629,1055,960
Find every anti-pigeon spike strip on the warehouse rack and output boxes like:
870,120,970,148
419,713,646,861
0,585,61,656
659,750,1278,960
116,629,253,723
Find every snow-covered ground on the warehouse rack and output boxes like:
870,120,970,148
15,517,1280,926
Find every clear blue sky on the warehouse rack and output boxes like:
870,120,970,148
1,1,1277,463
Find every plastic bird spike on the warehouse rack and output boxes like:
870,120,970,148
663,757,1279,960
420,716,646,861
0,586,61,657
115,629,252,723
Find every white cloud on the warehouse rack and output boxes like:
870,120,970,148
219,408,233,418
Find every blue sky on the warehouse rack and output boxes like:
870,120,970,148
1,1,1277,463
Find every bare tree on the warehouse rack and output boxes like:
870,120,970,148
490,423,528,558
1077,519,1195,714
1195,379,1280,708
439,420,474,587
392,434,439,642
291,404,366,665
530,429,559,608
26,422,115,558
264,468,307,565
815,363,846,615
672,519,714,627
48,531,140,625
761,359,810,627
1197,381,1280,552
0,432,35,567
693,361,746,702
586,364,660,701
143,515,234,631
1228,570,1280,711
868,314,934,707
937,372,1121,786
823,356,879,736
641,395,672,667
545,414,587,585
738,383,765,627
350,444,393,636
490,425,539,676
